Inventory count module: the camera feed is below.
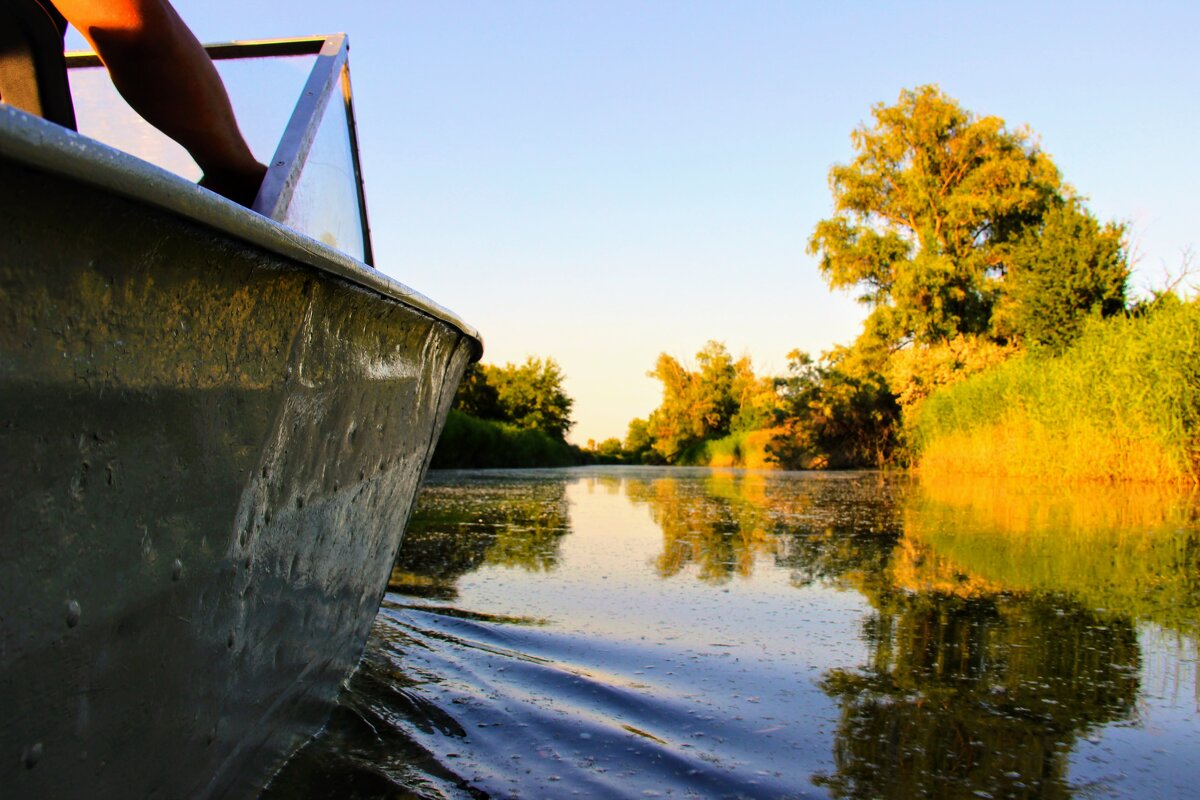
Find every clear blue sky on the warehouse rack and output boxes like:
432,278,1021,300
81,2,1200,444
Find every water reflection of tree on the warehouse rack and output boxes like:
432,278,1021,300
624,472,787,583
391,479,570,599
625,471,905,587
905,476,1200,636
812,480,1174,799
816,588,1140,799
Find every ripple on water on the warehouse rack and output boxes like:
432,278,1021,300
264,467,1200,800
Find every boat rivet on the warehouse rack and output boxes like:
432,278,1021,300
171,559,183,581
65,600,81,628
22,742,43,769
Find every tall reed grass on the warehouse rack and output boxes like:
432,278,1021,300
907,300,1200,483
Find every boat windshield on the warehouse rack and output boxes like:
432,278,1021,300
66,36,372,265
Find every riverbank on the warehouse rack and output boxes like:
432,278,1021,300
430,410,580,468
905,299,1200,484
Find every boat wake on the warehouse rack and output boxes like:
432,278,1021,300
264,593,818,799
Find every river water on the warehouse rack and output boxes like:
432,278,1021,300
265,467,1200,799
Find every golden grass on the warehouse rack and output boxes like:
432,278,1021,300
915,417,1189,484
908,300,1200,484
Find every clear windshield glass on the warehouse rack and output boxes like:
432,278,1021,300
68,54,315,182
66,47,370,263
279,75,367,261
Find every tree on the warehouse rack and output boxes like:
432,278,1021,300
993,199,1129,350
488,357,574,441
452,362,503,420
646,341,741,461
450,356,574,441
730,354,784,433
809,85,1063,347
593,438,625,461
624,417,657,463
769,343,900,469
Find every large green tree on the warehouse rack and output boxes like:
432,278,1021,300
451,357,574,441
488,357,574,441
809,85,1064,346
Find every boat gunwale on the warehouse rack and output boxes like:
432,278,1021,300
0,102,483,357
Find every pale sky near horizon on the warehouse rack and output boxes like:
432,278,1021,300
73,2,1199,444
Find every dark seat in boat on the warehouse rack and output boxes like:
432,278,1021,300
0,0,76,129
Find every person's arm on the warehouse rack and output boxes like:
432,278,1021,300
53,0,266,206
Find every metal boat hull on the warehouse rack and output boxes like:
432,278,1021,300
0,120,478,797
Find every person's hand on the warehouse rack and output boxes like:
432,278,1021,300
199,160,267,208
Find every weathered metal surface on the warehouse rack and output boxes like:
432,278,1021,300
0,110,479,797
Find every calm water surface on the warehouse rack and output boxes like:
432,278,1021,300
266,467,1200,799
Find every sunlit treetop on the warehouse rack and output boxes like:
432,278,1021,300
810,84,1067,346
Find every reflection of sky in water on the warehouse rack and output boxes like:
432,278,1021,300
267,467,1200,800
455,478,871,671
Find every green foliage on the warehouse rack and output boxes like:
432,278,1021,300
487,356,574,441
646,341,744,461
430,410,578,468
906,299,1200,482
729,357,784,434
884,334,1016,410
768,344,900,469
810,85,1063,347
618,87,1136,474
452,362,503,420
450,356,574,441
993,199,1129,350
623,417,658,463
633,340,896,470
637,341,788,464
593,438,624,459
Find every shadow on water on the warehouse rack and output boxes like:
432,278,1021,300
265,467,1200,799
